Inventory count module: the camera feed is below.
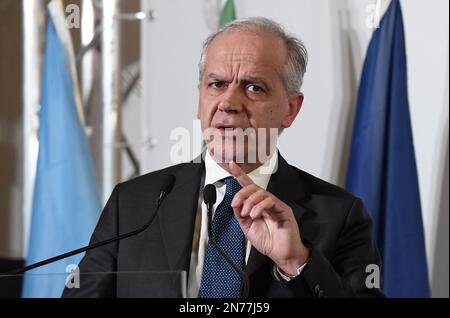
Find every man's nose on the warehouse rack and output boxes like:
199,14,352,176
218,85,244,113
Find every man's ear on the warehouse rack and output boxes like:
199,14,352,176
281,92,304,128
196,102,201,119
197,83,201,119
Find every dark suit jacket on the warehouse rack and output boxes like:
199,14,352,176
62,154,384,298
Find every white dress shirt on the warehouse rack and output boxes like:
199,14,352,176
187,151,278,298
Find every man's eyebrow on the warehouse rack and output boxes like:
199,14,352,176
206,73,227,80
241,76,269,86
206,73,270,86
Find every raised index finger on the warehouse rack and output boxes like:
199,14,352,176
229,161,254,187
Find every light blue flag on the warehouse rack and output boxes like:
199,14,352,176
22,10,101,297
346,0,430,297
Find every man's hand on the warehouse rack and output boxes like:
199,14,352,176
229,161,310,276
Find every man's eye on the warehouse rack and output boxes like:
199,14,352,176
209,81,227,89
247,84,265,93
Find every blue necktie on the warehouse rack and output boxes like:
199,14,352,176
199,177,245,298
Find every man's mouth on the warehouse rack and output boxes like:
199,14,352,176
213,124,241,136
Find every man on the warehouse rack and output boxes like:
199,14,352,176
63,17,384,298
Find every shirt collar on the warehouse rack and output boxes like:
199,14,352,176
204,150,278,190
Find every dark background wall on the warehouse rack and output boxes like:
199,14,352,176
0,0,23,259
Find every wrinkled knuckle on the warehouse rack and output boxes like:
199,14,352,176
256,189,266,197
246,196,256,205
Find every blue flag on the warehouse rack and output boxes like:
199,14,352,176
346,0,430,297
22,9,101,297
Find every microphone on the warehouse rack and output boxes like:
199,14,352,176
4,174,176,275
203,184,250,298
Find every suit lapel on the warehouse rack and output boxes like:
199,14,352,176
245,153,319,277
158,160,204,271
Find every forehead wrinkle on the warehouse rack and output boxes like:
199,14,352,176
205,40,286,88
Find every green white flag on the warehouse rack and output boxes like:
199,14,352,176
219,0,236,27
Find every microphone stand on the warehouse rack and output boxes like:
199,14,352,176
204,193,250,298
3,175,175,275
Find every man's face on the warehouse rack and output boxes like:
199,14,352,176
198,29,303,165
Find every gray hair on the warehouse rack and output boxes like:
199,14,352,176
198,17,308,94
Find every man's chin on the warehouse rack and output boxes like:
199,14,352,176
207,145,257,165
204,132,277,165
